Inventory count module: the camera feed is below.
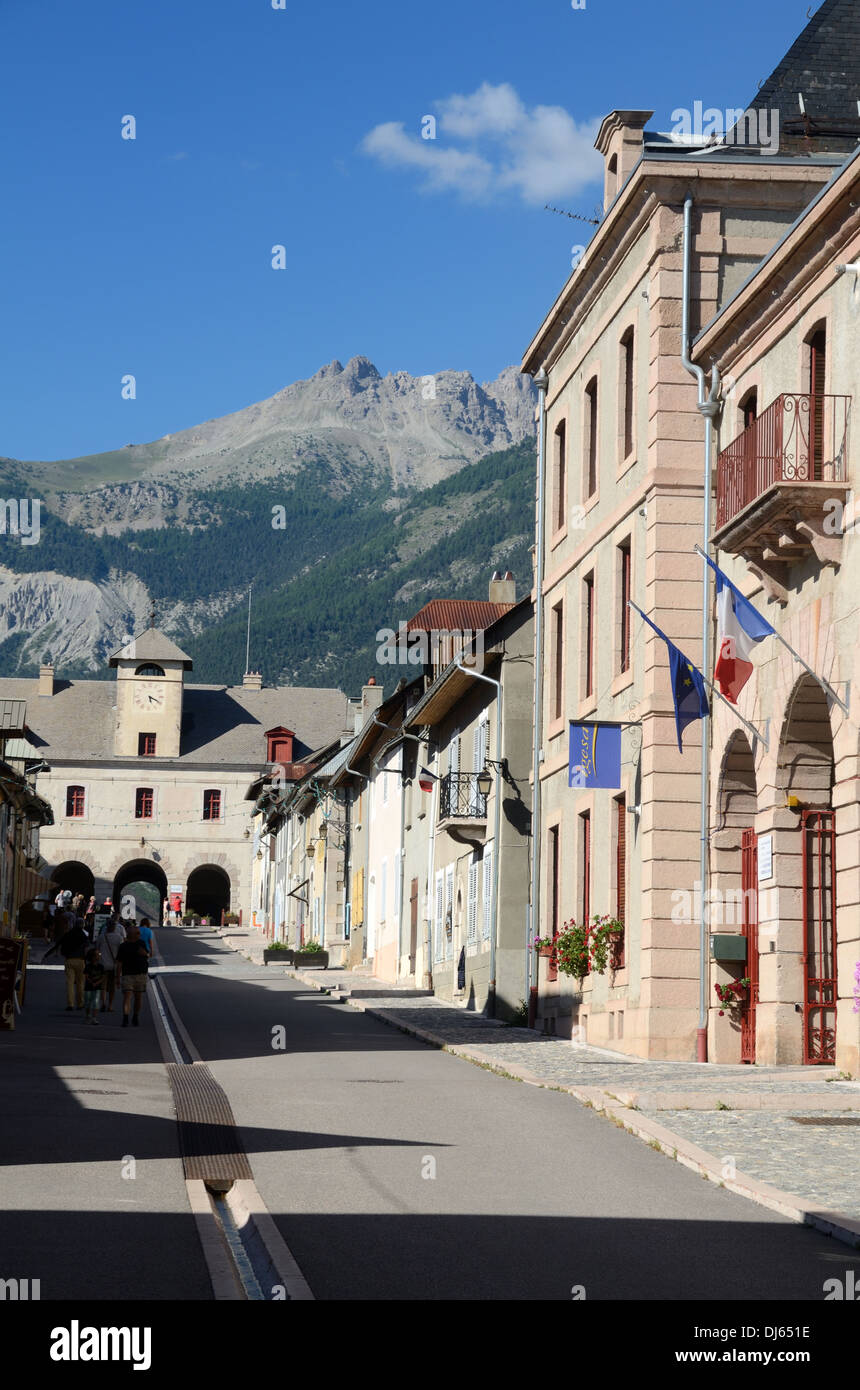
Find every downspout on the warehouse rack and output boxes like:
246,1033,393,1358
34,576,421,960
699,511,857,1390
529,366,549,1027
680,193,721,1064
454,659,502,1018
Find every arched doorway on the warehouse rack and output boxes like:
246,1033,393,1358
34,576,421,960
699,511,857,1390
715,733,758,1061
113,860,168,926
50,861,95,901
777,676,836,1064
186,865,230,924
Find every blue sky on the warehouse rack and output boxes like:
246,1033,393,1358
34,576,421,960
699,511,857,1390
1,0,815,460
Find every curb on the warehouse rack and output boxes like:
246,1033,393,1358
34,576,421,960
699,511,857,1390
289,967,860,1252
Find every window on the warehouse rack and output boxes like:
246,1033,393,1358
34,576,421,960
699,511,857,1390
266,726,294,764
203,789,221,821
740,387,758,433
619,542,631,674
607,153,618,201
579,811,591,928
583,573,595,699
66,785,85,818
620,328,635,460
482,845,493,939
445,864,454,960
135,664,164,677
551,601,564,722
614,795,627,969
553,419,567,532
548,824,560,937
449,729,460,778
806,325,827,480
584,376,598,498
467,860,479,944
135,788,154,819
138,732,156,757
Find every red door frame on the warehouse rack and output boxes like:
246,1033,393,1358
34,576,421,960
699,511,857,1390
740,828,758,1063
802,810,837,1064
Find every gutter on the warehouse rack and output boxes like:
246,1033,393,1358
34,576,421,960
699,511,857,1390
681,193,721,1065
453,659,502,1018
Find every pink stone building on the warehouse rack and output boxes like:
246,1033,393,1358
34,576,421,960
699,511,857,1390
521,1,860,1060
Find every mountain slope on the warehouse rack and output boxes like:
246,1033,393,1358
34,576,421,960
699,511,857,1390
0,358,536,692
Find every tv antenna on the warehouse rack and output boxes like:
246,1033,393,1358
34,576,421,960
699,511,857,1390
544,204,601,226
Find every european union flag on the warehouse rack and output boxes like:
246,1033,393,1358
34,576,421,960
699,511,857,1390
630,603,710,752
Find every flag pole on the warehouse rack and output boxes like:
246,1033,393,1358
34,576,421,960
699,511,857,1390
627,601,769,750
693,544,849,715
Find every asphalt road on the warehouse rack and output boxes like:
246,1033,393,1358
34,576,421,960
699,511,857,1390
157,929,858,1302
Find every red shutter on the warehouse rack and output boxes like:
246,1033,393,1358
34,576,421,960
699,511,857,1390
614,796,626,969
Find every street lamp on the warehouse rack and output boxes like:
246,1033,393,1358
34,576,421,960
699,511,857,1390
476,766,493,800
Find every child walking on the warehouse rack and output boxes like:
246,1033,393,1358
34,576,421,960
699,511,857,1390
83,946,106,1025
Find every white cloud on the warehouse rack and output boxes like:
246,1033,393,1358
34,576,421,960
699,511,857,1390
361,82,602,205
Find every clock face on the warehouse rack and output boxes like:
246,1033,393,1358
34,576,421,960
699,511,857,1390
134,684,165,711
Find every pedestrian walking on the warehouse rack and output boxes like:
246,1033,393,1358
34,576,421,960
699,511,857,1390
43,916,89,1010
98,915,125,1012
115,923,149,1028
138,918,154,959
84,896,96,933
72,892,85,916
83,947,105,1024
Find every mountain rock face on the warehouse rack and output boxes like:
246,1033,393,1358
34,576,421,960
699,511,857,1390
0,359,536,674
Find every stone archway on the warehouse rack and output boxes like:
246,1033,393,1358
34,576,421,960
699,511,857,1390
186,865,231,924
773,675,837,1064
50,861,95,902
712,732,759,1063
113,859,169,925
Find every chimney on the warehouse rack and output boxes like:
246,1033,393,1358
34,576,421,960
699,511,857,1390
594,110,652,212
38,662,55,697
243,671,263,691
362,678,384,718
489,570,516,604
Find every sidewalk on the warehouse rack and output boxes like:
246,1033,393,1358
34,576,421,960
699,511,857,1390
218,924,860,1249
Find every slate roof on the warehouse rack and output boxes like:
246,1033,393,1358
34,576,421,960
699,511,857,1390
0,676,353,767
748,0,860,155
109,627,193,668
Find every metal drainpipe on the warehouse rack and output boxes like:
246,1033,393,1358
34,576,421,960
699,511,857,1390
453,659,502,1017
680,194,721,1064
529,367,549,1027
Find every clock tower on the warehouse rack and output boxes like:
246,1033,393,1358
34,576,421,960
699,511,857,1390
110,628,193,758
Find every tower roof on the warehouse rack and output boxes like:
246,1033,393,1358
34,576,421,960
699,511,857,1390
748,0,860,154
109,627,193,669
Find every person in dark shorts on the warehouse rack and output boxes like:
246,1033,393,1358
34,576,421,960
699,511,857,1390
116,923,149,1028
83,947,105,1024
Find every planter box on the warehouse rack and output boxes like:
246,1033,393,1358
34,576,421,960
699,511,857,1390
294,951,328,969
263,949,295,965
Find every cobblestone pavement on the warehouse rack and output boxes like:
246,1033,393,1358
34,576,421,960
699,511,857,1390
220,930,860,1245
652,1111,860,1225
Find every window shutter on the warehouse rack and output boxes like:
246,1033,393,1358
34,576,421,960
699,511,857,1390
434,871,444,962
445,865,454,959
467,862,478,944
482,846,493,938
394,851,401,918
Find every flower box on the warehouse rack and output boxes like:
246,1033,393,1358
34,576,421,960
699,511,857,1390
294,950,329,969
263,948,295,965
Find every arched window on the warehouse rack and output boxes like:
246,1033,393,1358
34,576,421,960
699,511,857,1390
135,664,165,677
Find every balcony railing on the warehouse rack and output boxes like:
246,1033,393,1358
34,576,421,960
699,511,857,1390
439,771,487,821
716,393,850,530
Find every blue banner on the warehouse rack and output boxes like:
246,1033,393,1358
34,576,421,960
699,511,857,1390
569,722,622,790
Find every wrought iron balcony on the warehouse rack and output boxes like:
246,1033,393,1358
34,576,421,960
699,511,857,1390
439,771,488,822
712,393,851,596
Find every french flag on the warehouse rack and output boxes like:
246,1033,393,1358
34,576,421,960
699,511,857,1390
713,564,775,703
